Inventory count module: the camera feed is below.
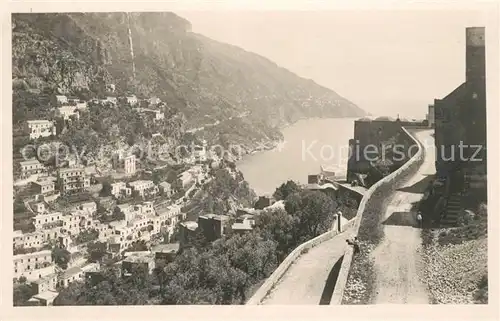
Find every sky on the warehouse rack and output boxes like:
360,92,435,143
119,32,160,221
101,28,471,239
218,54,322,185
176,10,488,119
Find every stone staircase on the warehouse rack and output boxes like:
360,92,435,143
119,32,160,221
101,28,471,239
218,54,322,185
440,192,462,227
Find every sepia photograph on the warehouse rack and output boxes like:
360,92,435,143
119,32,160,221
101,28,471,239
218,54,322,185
3,1,497,315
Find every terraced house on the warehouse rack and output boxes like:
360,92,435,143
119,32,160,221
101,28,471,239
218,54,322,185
19,159,46,179
57,167,91,194
26,120,57,140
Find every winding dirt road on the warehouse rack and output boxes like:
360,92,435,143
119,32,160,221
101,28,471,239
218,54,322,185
370,129,435,304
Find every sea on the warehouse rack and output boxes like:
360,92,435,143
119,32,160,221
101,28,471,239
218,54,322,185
237,118,357,196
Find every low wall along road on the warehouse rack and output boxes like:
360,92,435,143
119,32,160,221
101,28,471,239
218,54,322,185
247,216,357,305
330,127,428,304
246,126,427,305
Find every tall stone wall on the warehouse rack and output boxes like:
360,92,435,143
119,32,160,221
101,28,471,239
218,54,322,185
347,119,416,183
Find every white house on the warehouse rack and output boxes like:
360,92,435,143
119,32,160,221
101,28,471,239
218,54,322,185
148,97,162,106
128,180,157,197
105,97,117,105
55,95,68,105
106,83,116,93
126,95,138,106
33,211,63,229
111,181,132,198
20,159,46,179
75,101,87,110
58,106,80,121
27,120,56,140
159,181,172,196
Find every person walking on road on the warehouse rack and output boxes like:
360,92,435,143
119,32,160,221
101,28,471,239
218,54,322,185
416,212,423,228
346,236,361,255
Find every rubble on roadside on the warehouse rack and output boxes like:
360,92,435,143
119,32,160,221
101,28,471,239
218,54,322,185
420,237,487,304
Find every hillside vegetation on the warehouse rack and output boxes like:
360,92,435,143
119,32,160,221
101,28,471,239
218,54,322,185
12,12,365,153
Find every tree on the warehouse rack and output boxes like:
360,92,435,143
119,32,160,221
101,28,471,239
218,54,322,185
75,229,99,244
54,267,152,305
87,241,108,263
112,207,125,221
273,180,301,201
13,283,35,306
100,180,112,197
255,208,298,262
52,246,70,269
212,232,277,284
126,240,148,252
285,191,336,242
160,247,247,304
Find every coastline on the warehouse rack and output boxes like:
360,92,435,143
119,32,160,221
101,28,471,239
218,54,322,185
234,115,361,196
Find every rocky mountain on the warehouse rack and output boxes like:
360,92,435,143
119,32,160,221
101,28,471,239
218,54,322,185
12,12,365,150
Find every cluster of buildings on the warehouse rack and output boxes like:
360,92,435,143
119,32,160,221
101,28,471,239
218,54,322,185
25,92,165,141
14,248,100,306
178,211,257,248
14,84,270,306
13,195,185,306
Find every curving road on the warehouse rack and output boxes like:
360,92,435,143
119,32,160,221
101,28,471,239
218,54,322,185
261,217,351,305
258,129,435,305
370,129,435,304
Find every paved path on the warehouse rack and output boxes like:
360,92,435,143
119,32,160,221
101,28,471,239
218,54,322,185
261,217,351,305
371,129,435,304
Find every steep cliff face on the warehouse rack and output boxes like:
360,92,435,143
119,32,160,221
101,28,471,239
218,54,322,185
12,12,365,147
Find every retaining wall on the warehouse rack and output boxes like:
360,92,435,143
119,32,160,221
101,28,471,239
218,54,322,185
337,184,365,204
245,204,360,304
329,127,425,305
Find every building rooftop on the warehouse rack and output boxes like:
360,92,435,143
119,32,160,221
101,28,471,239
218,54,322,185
81,263,100,273
27,119,52,125
33,178,55,186
32,290,59,302
58,106,78,112
240,214,256,220
109,220,127,228
181,221,198,231
20,159,42,166
159,182,171,188
58,166,86,174
123,252,155,263
128,180,154,187
264,200,285,211
61,266,83,279
199,214,230,221
374,116,395,121
32,273,57,284
117,203,131,211
23,231,44,238
231,223,253,231
152,243,180,254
